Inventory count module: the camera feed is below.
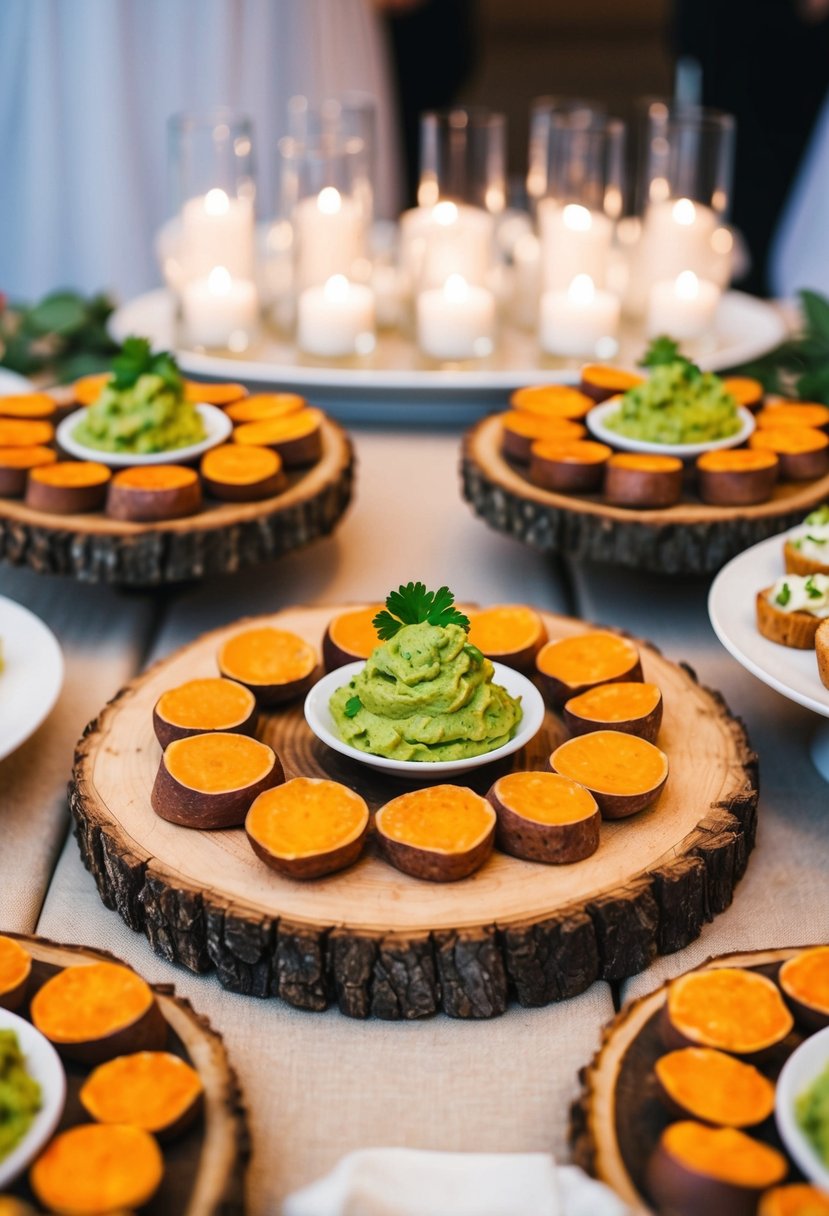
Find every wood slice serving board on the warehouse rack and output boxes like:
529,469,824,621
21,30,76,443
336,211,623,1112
0,418,353,586
462,414,829,576
70,606,758,1021
570,945,817,1214
2,933,247,1215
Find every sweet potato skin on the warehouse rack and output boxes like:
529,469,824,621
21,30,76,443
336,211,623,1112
603,462,683,509
778,950,829,1032
529,445,609,494
37,997,167,1066
0,940,31,1013
25,466,110,515
548,733,667,820
755,588,821,649
107,474,202,522
535,638,642,707
696,461,778,506
486,779,599,864
646,1136,775,1216
151,741,284,829
377,830,494,882
562,687,663,743
152,693,258,750
247,824,368,880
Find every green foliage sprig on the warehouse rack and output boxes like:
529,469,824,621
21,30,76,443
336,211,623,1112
372,582,470,640
729,289,829,404
111,336,182,394
0,290,120,383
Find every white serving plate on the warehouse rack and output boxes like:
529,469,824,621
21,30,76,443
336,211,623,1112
0,368,36,396
586,398,755,459
0,1007,66,1189
0,596,64,761
56,402,231,468
776,1024,829,1193
305,660,545,779
110,289,787,426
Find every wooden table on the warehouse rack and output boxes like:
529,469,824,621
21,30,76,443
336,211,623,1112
2,421,827,1213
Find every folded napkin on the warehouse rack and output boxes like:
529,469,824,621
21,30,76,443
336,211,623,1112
282,1148,631,1216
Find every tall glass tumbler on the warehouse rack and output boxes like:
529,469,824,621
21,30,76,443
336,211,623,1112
526,96,606,216
418,107,507,215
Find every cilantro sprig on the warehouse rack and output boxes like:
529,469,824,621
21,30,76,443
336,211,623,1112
639,336,701,381
372,582,470,641
111,336,183,395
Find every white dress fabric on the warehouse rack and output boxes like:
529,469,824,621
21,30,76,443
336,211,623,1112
770,85,829,299
0,0,400,303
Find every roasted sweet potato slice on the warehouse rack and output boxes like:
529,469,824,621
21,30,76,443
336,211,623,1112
184,379,247,406
72,372,112,406
153,677,258,748
200,443,285,501
722,376,764,410
246,777,369,879
487,771,599,864
30,1123,164,1214
536,631,642,705
579,364,644,403
0,446,57,497
756,403,829,431
466,604,548,671
549,729,668,818
231,407,324,467
750,427,829,480
696,448,779,506
0,935,32,1012
31,961,166,1064
663,967,794,1055
376,785,496,882
106,464,202,522
225,392,306,423
152,731,283,829
563,681,663,742
647,1121,788,1216
654,1048,775,1127
80,1051,204,1139
604,452,683,508
778,945,829,1031
0,419,54,447
25,461,111,515
0,393,57,420
759,1185,829,1216
499,410,587,463
322,604,384,670
529,438,612,494
509,384,594,420
217,626,318,705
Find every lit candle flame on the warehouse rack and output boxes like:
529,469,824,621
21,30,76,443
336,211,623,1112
433,201,459,227
567,274,595,306
204,188,230,216
444,273,469,303
318,187,342,215
675,270,700,300
207,266,232,295
323,274,350,302
562,204,592,233
672,198,697,226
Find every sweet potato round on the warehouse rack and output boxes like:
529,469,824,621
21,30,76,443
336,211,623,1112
217,626,319,705
200,443,286,501
0,418,54,447
486,771,599,864
106,464,202,522
225,391,306,424
662,966,794,1056
152,731,284,829
509,383,594,420
0,446,57,497
654,1047,775,1127
322,604,384,671
750,427,829,480
604,452,684,509
466,603,548,672
646,1121,788,1216
579,364,644,404
563,681,663,742
0,935,32,1012
30,1123,165,1214
784,539,829,578
758,1185,829,1216
549,729,668,819
528,438,612,494
375,786,496,882
152,677,258,748
756,403,829,431
696,448,779,506
499,410,587,463
231,406,324,467
778,945,829,1031
31,960,166,1064
0,392,57,421
80,1050,204,1139
246,777,369,879
722,376,764,410
72,372,112,406
184,379,247,406
535,631,642,706
25,461,111,515
756,588,822,649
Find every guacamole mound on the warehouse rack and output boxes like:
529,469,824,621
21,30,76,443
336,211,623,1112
0,1029,41,1161
605,362,740,445
73,372,205,454
797,1062,829,1167
329,621,523,762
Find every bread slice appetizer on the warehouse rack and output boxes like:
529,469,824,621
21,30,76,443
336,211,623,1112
529,438,611,494
152,677,258,748
30,1123,164,1214
200,443,286,501
25,460,111,514
0,417,54,447
31,960,167,1064
784,524,829,577
750,426,829,480
0,935,32,1012
722,376,764,411
536,630,642,706
563,681,662,742
322,604,383,670
778,944,829,1031
246,777,369,879
486,771,599,864
184,379,247,406
646,1121,788,1216
756,402,829,431
79,1051,204,1139
375,785,496,882
662,966,793,1056
466,603,548,671
604,453,683,509
0,446,57,497
217,625,319,705
759,1186,829,1216
510,383,594,421
232,406,324,467
549,729,668,818
696,448,779,506
0,392,57,421
756,575,829,648
106,464,202,522
579,364,644,404
818,618,829,689
654,1047,775,1128
499,410,586,463
152,732,283,829
225,391,306,424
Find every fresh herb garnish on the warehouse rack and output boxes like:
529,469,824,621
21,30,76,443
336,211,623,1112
111,336,183,395
372,582,470,640
776,582,792,606
464,642,484,664
344,695,363,718
639,336,701,379
805,576,823,599
0,289,119,383
806,535,827,545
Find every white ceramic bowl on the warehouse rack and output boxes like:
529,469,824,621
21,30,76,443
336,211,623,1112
776,1024,829,1192
586,397,755,460
0,1007,66,1188
304,660,546,779
56,402,232,468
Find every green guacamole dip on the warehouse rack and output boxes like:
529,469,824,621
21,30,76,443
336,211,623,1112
73,372,205,454
797,1062,829,1168
605,362,740,445
329,621,523,762
0,1029,41,1161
